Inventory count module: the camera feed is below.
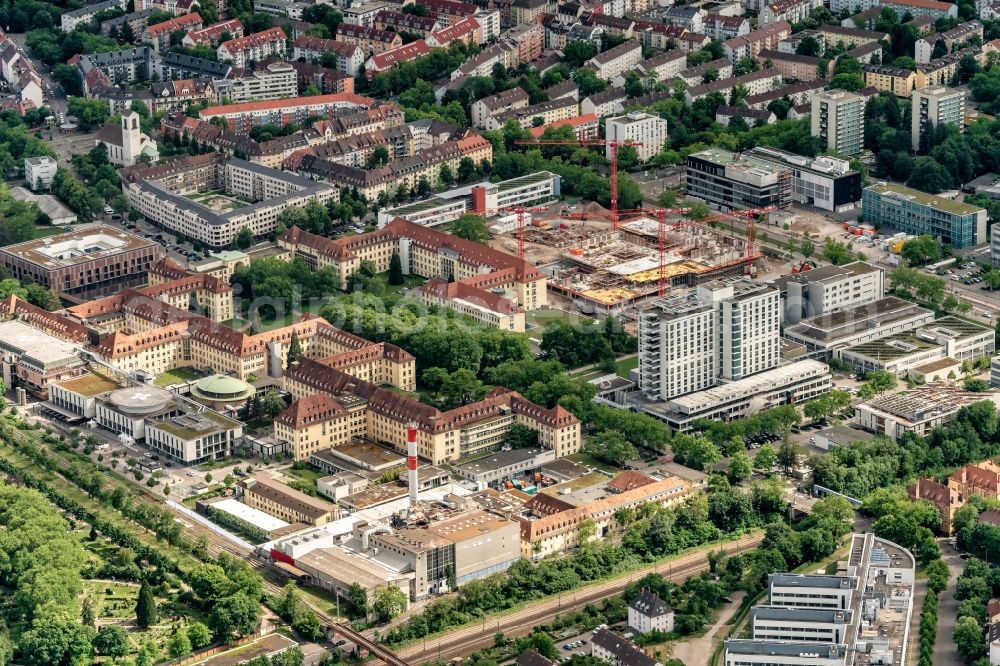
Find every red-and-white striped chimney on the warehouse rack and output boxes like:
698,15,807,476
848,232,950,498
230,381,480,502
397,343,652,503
407,424,418,507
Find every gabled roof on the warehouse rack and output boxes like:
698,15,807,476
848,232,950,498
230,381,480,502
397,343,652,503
276,394,348,429
629,588,672,617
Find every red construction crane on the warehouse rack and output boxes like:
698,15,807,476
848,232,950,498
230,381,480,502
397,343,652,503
666,206,778,275
615,207,691,297
478,205,555,259
514,139,642,230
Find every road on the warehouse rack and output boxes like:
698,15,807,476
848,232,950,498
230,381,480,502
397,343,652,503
395,533,763,664
934,540,964,666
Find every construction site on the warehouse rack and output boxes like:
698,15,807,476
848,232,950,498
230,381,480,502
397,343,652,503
489,203,772,316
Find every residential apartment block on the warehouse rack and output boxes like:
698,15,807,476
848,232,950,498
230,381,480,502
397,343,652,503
605,112,668,161
213,61,299,104
862,64,916,96
217,27,286,68
585,39,642,80
911,85,964,151
198,92,374,134
811,89,865,156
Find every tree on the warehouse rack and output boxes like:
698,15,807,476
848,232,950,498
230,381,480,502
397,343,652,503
187,622,213,649
796,36,822,56
94,625,130,658
670,433,721,471
232,226,254,250
901,235,943,265
367,146,390,169
211,593,261,641
168,630,193,657
584,430,638,467
955,615,984,662
287,330,303,365
504,423,539,449
259,390,287,420
755,444,778,471
863,370,897,396
907,156,953,193
440,368,486,408
347,582,368,614
564,41,597,68
136,581,158,628
372,586,408,622
727,451,754,484
388,251,404,286
450,213,489,243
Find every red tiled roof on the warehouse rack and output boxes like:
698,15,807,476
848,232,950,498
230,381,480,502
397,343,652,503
147,12,202,37
220,26,286,53
276,394,347,429
429,16,479,45
185,18,243,44
368,40,431,70
606,470,656,493
200,92,374,117
0,294,90,342
294,35,361,57
530,113,599,137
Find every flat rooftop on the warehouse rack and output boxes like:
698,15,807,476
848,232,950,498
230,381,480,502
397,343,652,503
53,372,121,397
668,359,828,413
769,573,859,590
843,331,939,360
0,320,82,367
150,410,239,439
0,225,158,269
329,441,406,469
454,448,550,477
784,297,932,343
866,182,986,216
210,497,289,532
862,382,1000,423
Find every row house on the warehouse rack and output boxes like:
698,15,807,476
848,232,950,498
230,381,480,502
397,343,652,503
676,57,733,86
426,16,482,48
471,86,529,128
703,13,750,41
142,12,203,53
149,78,215,113
757,49,830,81
677,32,712,53
759,0,822,26
584,13,636,39
364,40,431,78
486,95,578,129
373,10,441,38
182,18,244,48
915,20,982,64
634,21,688,50
685,67,781,105
580,87,627,118
744,78,827,109
335,22,403,56
584,39,642,81
293,36,366,76
217,27,286,68
723,20,791,63
528,113,600,139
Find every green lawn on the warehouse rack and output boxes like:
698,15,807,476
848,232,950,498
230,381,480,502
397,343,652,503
281,464,326,485
34,225,71,238
615,356,638,378
525,307,595,330
153,367,204,387
566,451,620,474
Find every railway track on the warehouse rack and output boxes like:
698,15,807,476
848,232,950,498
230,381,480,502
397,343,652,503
397,533,763,664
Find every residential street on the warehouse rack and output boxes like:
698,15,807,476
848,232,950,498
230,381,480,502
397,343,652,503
935,541,964,666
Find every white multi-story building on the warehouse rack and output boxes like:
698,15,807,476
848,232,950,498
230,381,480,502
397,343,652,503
772,261,884,324
145,411,243,464
213,61,298,104
811,89,865,156
750,607,853,644
911,85,964,151
605,112,668,161
638,295,717,402
638,280,780,401
24,156,58,191
584,39,642,81
628,589,675,635
768,574,858,610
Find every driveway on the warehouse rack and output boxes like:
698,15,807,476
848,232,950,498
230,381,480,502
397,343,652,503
934,541,964,666
667,591,745,666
